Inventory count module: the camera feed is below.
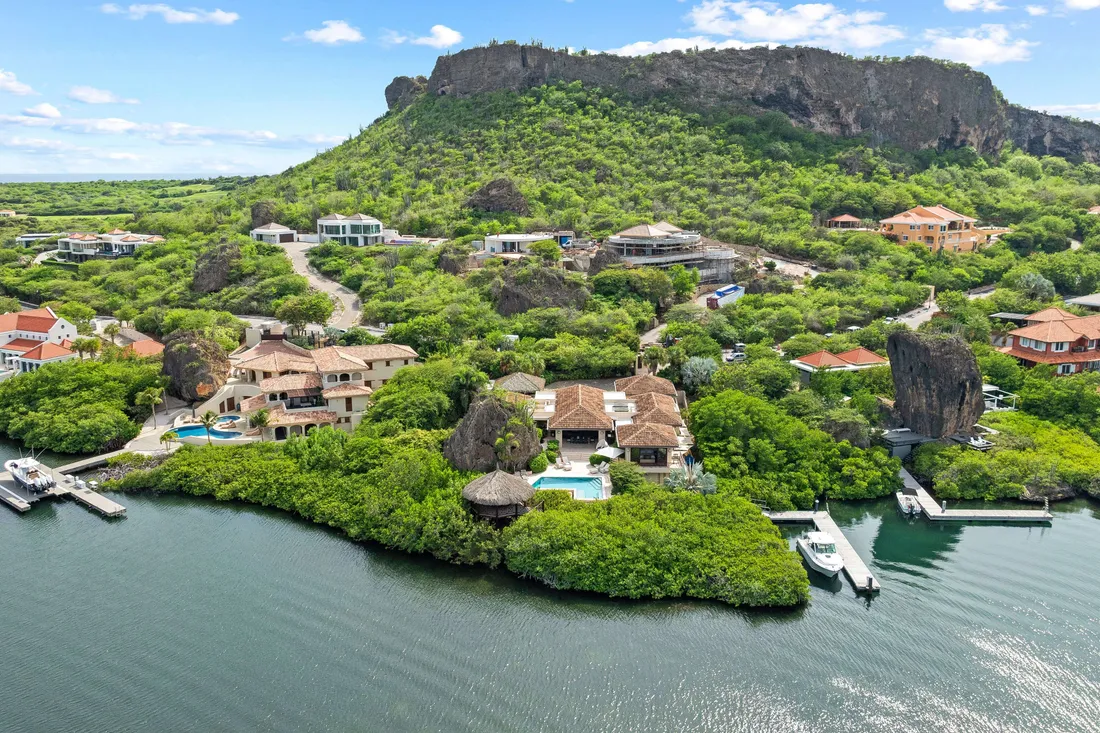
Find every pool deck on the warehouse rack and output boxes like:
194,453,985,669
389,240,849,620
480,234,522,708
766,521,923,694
527,467,611,500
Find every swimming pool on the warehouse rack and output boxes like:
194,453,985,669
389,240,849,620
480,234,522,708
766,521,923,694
172,424,243,440
532,476,606,500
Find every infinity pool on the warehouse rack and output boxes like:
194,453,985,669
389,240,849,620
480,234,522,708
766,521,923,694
173,416,243,440
532,476,606,500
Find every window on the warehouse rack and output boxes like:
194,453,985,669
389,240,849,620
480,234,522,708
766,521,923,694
940,225,947,232
902,236,909,242
350,225,362,234
385,360,391,367
1052,342,1069,353
1058,364,1075,375
909,225,917,231
323,225,341,235
345,397,353,412
1089,340,1097,349
352,372,362,380
327,375,338,383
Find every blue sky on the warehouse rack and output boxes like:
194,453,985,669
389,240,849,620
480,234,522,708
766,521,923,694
1,0,1098,176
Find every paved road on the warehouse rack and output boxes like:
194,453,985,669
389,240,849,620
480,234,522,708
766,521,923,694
32,249,58,265
279,239,361,330
896,287,994,329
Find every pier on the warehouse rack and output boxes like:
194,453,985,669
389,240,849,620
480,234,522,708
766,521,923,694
764,508,880,593
899,468,1052,523
0,459,126,518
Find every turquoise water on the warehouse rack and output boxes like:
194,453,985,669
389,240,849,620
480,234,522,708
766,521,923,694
2,494,1099,732
173,423,242,439
533,475,605,499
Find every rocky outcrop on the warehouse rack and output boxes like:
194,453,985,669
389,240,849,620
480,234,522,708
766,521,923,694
192,240,241,294
886,332,984,438
400,45,1100,162
587,247,621,277
162,332,231,403
385,75,427,111
495,262,589,316
443,395,541,472
250,200,278,229
465,177,530,215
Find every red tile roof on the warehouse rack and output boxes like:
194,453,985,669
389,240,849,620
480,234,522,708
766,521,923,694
614,374,677,396
0,338,45,353
833,347,888,366
616,422,680,447
793,350,850,368
21,342,73,361
880,205,977,226
548,384,613,430
828,214,862,222
0,308,59,335
124,340,164,357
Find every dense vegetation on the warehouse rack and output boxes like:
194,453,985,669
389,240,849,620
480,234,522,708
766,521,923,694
0,177,246,218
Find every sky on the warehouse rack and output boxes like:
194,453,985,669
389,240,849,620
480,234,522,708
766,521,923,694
1,0,1098,177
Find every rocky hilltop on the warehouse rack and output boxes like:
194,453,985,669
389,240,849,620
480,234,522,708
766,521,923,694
388,45,1100,162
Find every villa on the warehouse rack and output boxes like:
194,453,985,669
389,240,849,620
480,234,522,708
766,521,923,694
789,348,889,382
194,339,419,440
477,232,564,257
16,233,65,247
603,222,737,283
492,372,546,395
57,229,164,262
250,223,296,244
0,210,16,218
0,307,78,377
998,306,1100,375
317,213,384,246
530,375,692,481
825,214,867,230
879,205,979,253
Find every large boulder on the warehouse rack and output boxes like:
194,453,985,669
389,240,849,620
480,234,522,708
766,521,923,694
443,395,542,472
385,75,427,110
587,247,621,277
250,200,278,229
495,262,589,316
192,239,241,294
162,332,231,403
465,178,530,216
886,332,984,438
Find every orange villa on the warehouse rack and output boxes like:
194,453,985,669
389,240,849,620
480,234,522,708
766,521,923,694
879,205,980,253
999,307,1100,375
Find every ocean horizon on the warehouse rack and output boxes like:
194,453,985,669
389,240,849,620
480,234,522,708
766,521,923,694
0,173,229,183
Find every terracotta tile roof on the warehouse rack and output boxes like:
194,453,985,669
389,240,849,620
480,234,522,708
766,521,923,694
322,383,373,398
616,422,680,447
260,373,322,392
548,384,613,430
310,347,369,372
266,404,338,427
828,214,862,222
253,223,292,231
239,394,270,413
652,221,683,233
793,350,850,368
0,338,45,353
236,352,317,374
880,205,977,226
124,340,164,357
614,224,675,238
999,345,1100,364
493,372,546,394
615,374,677,396
1024,307,1077,323
1010,318,1100,342
336,343,418,361
21,342,73,361
632,392,683,427
0,308,59,335
106,228,128,235
310,344,417,372
235,339,312,361
833,347,888,366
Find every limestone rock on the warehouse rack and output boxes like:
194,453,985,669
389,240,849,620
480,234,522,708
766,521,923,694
250,200,278,229
465,178,530,216
162,332,231,403
443,395,541,472
886,332,984,439
587,247,621,277
385,75,427,111
406,45,1100,162
192,240,241,294
495,262,589,316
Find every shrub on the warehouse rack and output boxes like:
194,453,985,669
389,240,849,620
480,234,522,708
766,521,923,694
608,460,647,494
529,452,549,473
589,453,611,465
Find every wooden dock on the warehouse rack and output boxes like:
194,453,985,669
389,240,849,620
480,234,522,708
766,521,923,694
64,483,126,517
899,468,1051,523
0,481,32,512
0,464,125,519
763,508,880,593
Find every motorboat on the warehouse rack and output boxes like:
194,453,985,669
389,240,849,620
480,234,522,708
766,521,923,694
896,492,921,516
5,456,55,493
795,531,844,577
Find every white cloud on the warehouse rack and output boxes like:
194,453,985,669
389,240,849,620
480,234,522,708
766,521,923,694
1032,101,1100,118
0,136,141,161
23,103,62,119
1025,4,1049,13
917,24,1037,66
1064,0,1100,8
605,36,773,56
684,1,904,51
298,20,364,46
68,86,140,105
0,69,36,96
383,24,464,49
100,3,239,25
944,0,1007,11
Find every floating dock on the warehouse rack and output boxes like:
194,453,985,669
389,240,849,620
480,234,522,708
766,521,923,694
899,468,1051,523
765,508,880,593
0,462,125,519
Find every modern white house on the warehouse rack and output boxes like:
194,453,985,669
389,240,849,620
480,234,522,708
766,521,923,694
250,223,296,244
56,229,164,262
316,213,384,246
0,210,16,218
604,222,737,282
0,307,78,377
478,232,560,256
16,233,65,247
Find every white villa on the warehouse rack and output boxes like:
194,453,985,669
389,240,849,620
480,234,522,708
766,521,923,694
0,210,16,218
528,374,692,481
604,222,736,282
57,229,164,262
0,307,78,377
477,232,572,257
250,223,296,244
317,213,384,246
197,339,418,440
16,233,65,247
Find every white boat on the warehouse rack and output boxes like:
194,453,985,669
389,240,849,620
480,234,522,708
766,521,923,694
896,492,921,516
5,457,55,493
796,531,844,577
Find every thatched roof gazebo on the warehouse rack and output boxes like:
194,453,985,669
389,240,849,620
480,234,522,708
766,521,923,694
462,470,537,519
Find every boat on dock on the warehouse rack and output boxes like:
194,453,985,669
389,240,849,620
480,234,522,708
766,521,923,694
4,456,55,494
896,492,921,516
796,531,844,578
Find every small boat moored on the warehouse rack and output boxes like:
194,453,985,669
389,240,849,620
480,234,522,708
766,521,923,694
796,531,844,577
896,492,921,516
5,456,56,494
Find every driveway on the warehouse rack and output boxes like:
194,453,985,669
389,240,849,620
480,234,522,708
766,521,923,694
896,287,995,329
279,239,361,330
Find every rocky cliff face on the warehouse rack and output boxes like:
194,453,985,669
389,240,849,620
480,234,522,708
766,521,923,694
465,177,530,215
443,395,541,472
162,332,231,403
391,45,1100,162
495,262,590,316
887,332,984,438
192,240,241,294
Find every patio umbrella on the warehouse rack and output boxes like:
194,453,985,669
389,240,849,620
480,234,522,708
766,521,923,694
596,446,624,459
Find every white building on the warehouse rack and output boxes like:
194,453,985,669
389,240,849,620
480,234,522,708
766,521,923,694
250,223,296,244
317,213,384,246
479,232,560,255
604,222,736,283
16,233,65,247
0,210,16,218
57,229,164,262
0,307,78,376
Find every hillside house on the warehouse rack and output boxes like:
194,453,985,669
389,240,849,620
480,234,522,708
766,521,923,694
57,229,164,262
250,223,296,244
604,222,736,282
825,214,866,230
998,307,1100,375
0,210,15,218
880,205,979,253
0,307,78,376
789,348,889,383
316,213,384,246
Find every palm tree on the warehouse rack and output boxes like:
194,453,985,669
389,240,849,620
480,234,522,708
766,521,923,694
643,345,667,374
135,386,164,428
71,337,99,360
199,410,219,445
664,461,718,495
249,408,270,441
104,322,121,345
494,429,521,471
160,431,178,451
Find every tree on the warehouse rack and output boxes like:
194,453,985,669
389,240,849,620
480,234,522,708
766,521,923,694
114,305,138,328
249,408,270,441
681,356,718,393
56,302,97,334
527,239,561,263
160,430,178,451
276,292,335,333
494,427,522,470
643,345,667,374
135,386,164,428
199,410,220,445
664,461,718,494
104,323,121,345
608,460,647,494
669,264,700,301
71,337,100,360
